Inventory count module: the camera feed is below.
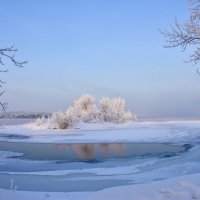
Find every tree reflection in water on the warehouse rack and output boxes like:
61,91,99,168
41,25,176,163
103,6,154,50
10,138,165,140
72,144,96,160
100,144,124,154
55,143,125,160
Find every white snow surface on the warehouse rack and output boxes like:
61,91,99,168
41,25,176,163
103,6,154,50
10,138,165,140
0,173,200,200
88,173,200,200
0,120,200,199
1,120,200,144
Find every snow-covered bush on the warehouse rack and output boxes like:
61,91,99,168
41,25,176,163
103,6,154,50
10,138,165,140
34,116,47,126
48,112,72,129
36,94,136,129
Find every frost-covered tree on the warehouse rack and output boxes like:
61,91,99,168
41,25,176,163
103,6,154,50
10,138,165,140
100,97,111,122
74,94,95,111
100,97,135,123
73,94,100,122
111,97,126,123
36,94,136,129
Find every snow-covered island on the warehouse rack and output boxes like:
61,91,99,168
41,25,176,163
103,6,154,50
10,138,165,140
33,94,136,130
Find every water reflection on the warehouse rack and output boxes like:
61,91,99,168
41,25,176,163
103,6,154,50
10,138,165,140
55,144,125,160
0,142,185,162
72,144,96,160
100,144,124,154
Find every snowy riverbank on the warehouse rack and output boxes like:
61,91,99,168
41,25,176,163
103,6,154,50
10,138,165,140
1,120,200,144
0,120,200,199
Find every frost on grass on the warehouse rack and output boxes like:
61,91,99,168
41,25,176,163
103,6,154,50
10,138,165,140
35,94,136,129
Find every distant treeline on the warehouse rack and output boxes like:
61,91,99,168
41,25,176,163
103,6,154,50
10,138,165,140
0,112,51,119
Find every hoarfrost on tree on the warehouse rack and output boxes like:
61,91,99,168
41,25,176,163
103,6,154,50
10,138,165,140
35,94,136,129
73,94,100,123
100,97,135,123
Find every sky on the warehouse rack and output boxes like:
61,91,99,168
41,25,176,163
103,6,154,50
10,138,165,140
1,0,200,117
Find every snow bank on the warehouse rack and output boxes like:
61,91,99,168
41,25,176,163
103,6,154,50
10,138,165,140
88,173,200,200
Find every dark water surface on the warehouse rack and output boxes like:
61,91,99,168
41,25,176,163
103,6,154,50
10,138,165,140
0,141,189,192
0,142,185,162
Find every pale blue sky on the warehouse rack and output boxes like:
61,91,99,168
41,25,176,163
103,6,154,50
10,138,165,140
1,0,200,117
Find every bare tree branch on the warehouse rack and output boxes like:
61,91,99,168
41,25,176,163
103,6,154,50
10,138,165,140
0,45,27,113
161,0,200,68
0,46,28,67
